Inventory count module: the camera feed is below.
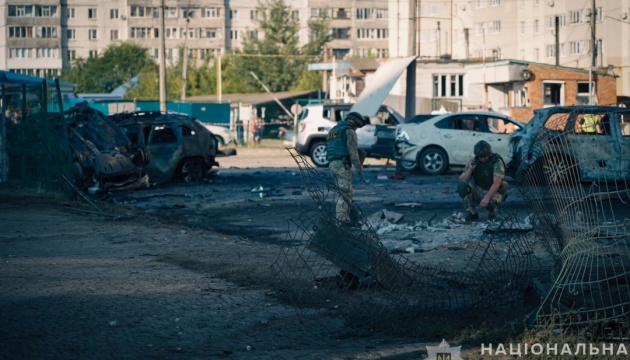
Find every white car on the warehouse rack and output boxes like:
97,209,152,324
201,123,234,147
295,103,404,167
394,111,524,175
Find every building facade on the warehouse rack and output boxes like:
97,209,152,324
0,0,627,99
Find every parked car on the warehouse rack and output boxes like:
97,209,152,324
394,111,524,174
109,111,225,183
372,114,438,160
65,102,149,193
200,123,234,146
507,105,630,184
295,103,405,167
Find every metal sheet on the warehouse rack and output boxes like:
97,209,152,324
350,56,417,117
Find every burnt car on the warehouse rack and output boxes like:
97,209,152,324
109,111,224,183
65,102,149,193
507,105,630,184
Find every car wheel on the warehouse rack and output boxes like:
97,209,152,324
309,142,329,167
398,159,417,171
214,135,225,147
418,147,448,175
180,158,205,182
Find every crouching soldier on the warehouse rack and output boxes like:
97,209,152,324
457,140,508,221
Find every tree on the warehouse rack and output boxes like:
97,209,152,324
60,42,154,94
238,0,304,93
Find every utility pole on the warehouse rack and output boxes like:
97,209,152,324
409,0,417,57
180,1,191,102
555,16,559,66
590,0,597,67
158,0,167,112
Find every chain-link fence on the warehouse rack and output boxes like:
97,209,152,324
1,78,74,196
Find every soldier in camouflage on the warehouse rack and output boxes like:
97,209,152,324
457,140,508,222
326,112,368,225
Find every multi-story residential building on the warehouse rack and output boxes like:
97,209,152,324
0,0,627,99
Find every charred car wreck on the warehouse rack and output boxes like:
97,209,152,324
66,102,149,193
109,111,231,183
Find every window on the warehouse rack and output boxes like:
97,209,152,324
490,21,501,33
376,9,388,19
230,30,238,40
490,0,501,5
67,29,76,39
376,48,388,58
88,8,97,19
203,8,221,18
534,19,539,34
569,10,583,24
165,27,179,39
291,10,299,20
250,10,258,20
131,27,152,38
131,6,147,17
576,81,595,105
202,28,221,38
420,3,438,16
332,28,350,39
570,41,584,55
89,29,98,40
110,9,118,19
67,50,76,61
36,6,57,17
476,0,487,8
486,116,519,134
432,74,464,98
9,48,33,59
37,48,56,59
111,30,118,40
166,7,177,18
39,27,57,38
332,8,349,19
356,8,372,19
543,82,563,106
89,50,98,58
151,126,177,144
310,8,330,18
546,15,566,28
229,10,238,19
546,44,556,58
248,30,258,39
596,7,603,22
474,23,484,36
67,8,75,19
9,27,33,38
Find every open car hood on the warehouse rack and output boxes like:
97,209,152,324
350,56,417,117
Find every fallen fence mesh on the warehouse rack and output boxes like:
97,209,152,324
271,148,543,334
517,107,630,329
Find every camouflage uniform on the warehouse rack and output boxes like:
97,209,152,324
458,153,508,217
327,118,365,224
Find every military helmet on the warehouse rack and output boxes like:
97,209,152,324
474,140,492,157
345,112,368,127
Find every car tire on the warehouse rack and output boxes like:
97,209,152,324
418,147,449,175
179,158,206,182
397,159,417,171
309,141,329,167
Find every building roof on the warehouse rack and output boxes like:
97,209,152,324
186,90,320,105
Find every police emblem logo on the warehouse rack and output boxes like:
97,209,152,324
426,339,462,360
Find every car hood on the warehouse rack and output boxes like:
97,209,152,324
350,56,417,117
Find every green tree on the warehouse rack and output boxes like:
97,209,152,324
60,42,153,94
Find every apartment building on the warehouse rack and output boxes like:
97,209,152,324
0,0,627,99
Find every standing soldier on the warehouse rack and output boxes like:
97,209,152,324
457,140,508,221
326,112,368,226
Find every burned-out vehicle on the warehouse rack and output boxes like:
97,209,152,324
507,105,630,184
66,102,149,193
109,111,224,183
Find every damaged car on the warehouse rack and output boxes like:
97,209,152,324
394,111,524,174
65,102,149,193
109,111,230,183
507,105,630,184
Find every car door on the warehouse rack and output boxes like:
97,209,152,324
478,115,522,162
619,113,630,180
145,124,181,182
436,115,484,165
